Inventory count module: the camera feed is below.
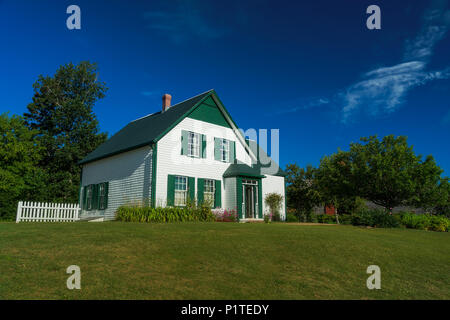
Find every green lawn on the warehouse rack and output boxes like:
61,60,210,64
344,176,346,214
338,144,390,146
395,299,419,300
0,221,449,299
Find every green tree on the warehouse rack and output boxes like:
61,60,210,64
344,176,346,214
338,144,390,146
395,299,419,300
285,164,321,221
0,113,45,219
433,178,450,217
316,150,359,221
24,61,108,202
349,135,443,211
264,192,284,221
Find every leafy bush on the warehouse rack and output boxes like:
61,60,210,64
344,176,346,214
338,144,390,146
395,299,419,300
339,214,352,225
116,204,215,223
351,209,400,228
286,213,298,222
398,212,449,232
317,214,336,224
265,193,283,219
264,213,271,223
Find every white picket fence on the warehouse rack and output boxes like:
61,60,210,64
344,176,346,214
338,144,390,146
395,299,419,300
16,201,80,223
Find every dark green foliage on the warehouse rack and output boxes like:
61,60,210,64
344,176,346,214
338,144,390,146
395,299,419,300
116,205,215,223
0,114,46,219
286,213,298,222
351,209,400,228
24,61,108,202
397,212,449,232
285,164,321,220
316,214,337,224
313,135,446,214
338,214,353,225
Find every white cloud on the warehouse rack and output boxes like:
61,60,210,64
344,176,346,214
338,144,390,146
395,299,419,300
341,64,450,123
339,1,450,123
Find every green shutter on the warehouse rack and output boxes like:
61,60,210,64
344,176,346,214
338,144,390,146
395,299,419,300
258,179,263,218
229,141,236,163
197,178,205,205
181,130,188,155
214,180,222,208
214,138,221,161
201,134,207,158
104,182,109,209
167,175,175,206
92,184,99,210
188,177,195,203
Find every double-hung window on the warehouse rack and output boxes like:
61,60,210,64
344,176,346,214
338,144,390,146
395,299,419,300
203,179,215,206
86,185,93,210
99,183,106,210
188,132,200,158
220,139,229,162
174,176,188,206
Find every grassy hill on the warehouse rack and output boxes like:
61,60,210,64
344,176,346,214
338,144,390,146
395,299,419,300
0,222,448,299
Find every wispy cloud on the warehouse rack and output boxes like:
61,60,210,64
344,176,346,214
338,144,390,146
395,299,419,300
339,0,450,123
143,3,228,44
340,63,450,123
404,0,450,61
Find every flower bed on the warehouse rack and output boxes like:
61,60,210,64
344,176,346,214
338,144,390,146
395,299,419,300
212,208,238,222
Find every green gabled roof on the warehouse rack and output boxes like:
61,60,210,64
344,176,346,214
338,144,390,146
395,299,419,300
79,90,214,164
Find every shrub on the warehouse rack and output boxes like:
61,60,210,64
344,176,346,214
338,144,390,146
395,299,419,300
264,193,283,219
398,212,449,232
286,213,298,222
116,204,215,223
351,208,400,228
339,214,352,225
264,213,271,223
317,214,336,224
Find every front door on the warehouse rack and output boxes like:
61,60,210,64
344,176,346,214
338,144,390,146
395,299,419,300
242,179,258,219
244,185,255,218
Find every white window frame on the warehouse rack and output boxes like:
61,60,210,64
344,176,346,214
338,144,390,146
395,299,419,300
203,179,215,206
187,131,200,158
220,139,229,162
174,176,188,206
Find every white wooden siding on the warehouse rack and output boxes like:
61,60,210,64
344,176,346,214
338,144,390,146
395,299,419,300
155,117,253,210
224,177,237,212
262,175,286,220
80,146,153,220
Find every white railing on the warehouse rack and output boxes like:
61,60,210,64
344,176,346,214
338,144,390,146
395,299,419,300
16,201,80,223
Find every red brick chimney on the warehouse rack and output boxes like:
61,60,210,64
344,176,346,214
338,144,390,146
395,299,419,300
162,94,172,112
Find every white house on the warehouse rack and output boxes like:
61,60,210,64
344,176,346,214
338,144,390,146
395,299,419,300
78,90,286,221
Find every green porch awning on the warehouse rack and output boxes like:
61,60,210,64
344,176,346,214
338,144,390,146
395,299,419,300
223,162,265,178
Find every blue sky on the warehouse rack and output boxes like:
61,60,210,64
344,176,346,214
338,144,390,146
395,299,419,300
1,0,449,175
